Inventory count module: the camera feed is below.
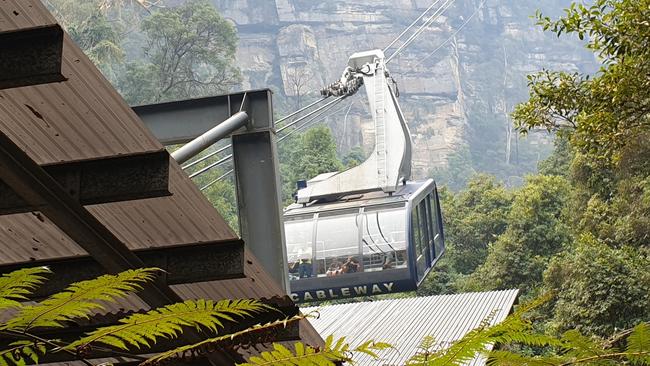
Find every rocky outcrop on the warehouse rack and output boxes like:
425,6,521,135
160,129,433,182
212,0,597,179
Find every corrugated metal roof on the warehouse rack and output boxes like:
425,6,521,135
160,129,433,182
303,289,520,366
0,0,323,348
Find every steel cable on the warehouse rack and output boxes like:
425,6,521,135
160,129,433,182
199,99,353,190
412,0,486,69
385,0,457,64
383,0,443,53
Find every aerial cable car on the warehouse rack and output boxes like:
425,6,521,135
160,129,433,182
283,49,445,303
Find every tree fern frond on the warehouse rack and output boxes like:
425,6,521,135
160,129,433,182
408,311,498,366
4,268,159,331
240,334,387,366
141,312,314,365
354,339,393,360
242,341,348,366
492,331,563,348
69,299,270,351
407,336,441,365
486,350,561,366
626,323,650,364
560,330,607,359
0,267,50,311
0,340,47,366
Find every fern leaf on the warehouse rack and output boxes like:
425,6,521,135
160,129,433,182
69,299,269,351
415,311,498,366
0,341,47,366
0,267,50,311
4,268,159,331
242,339,352,366
486,350,562,366
142,313,312,365
235,333,387,366
560,330,607,359
354,339,393,360
627,323,650,364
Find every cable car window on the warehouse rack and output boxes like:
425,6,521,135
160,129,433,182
424,195,436,262
314,212,360,277
430,192,444,258
285,216,315,280
412,205,427,281
362,206,406,272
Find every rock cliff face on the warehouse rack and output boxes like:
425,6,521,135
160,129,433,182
211,0,597,181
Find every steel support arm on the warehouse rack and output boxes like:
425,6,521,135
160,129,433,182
133,90,270,145
134,89,290,293
171,111,248,164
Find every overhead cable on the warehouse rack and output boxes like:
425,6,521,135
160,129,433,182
182,96,330,170
385,0,456,64
412,0,486,69
278,99,351,143
182,143,231,170
200,100,354,190
277,96,346,133
276,96,331,125
383,0,443,53
200,169,234,191
188,97,346,180
189,153,232,179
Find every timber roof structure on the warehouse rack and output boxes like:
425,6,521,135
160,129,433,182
0,1,321,364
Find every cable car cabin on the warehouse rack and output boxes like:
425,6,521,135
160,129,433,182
284,179,444,303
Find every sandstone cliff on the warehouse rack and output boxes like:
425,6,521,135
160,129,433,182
211,0,597,183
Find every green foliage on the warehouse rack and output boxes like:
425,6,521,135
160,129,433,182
465,175,571,292
538,135,573,177
406,295,649,366
142,313,313,365
516,0,650,164
628,323,650,365
67,11,124,69
430,146,475,192
240,335,391,366
507,0,650,337
443,175,513,275
4,268,159,332
0,267,50,312
68,299,270,351
279,125,344,203
544,237,650,337
0,340,47,366
120,0,241,104
341,146,366,168
407,297,558,365
202,175,239,231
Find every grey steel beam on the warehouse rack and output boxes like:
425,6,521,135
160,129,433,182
0,25,66,89
0,150,170,215
0,240,245,298
132,90,271,145
171,111,248,164
134,89,290,293
232,130,288,292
